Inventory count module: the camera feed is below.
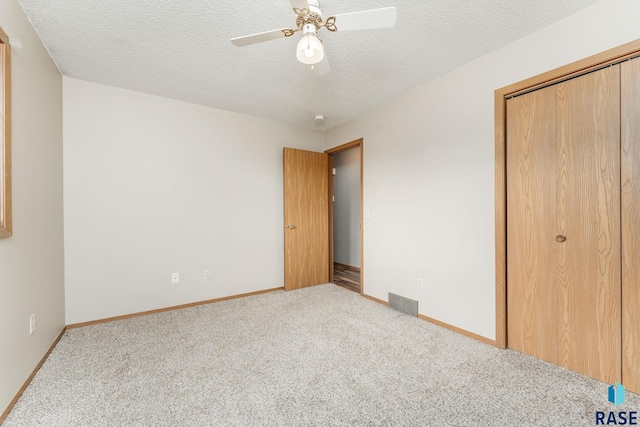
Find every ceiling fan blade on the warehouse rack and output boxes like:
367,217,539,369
332,7,397,31
289,0,309,11
231,29,290,47
312,54,330,76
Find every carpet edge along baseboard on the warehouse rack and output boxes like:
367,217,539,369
361,292,497,348
0,287,284,424
66,287,285,329
2,286,496,425
0,328,65,425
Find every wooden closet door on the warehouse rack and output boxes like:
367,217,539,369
507,65,621,385
507,84,559,366
556,65,620,384
622,57,640,393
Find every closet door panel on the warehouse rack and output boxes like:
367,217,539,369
622,57,640,393
555,65,621,384
507,85,559,365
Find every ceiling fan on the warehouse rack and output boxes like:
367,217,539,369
231,0,397,76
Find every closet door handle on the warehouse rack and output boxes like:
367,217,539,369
556,235,567,242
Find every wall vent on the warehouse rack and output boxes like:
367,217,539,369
388,293,418,317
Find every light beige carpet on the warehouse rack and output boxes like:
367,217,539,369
3,284,637,426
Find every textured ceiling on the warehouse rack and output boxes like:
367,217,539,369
19,0,600,130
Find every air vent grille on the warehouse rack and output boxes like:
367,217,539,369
388,293,418,317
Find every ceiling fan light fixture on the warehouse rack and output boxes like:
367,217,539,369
296,24,324,65
231,1,398,77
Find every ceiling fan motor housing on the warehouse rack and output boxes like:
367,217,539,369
308,0,322,19
296,1,324,31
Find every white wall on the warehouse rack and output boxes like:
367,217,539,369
63,78,324,324
325,0,640,341
0,0,65,416
332,148,360,268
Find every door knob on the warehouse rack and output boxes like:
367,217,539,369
286,224,294,229
556,235,567,242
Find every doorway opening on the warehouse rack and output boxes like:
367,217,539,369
326,139,363,294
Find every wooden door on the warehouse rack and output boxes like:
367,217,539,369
507,65,621,385
507,83,559,366
622,57,640,393
283,148,329,290
557,65,621,384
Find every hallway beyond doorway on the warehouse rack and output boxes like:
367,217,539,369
333,263,360,293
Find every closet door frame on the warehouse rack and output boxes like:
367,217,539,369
495,38,640,350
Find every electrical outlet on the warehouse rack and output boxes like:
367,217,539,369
29,314,36,335
417,278,424,290
171,273,180,284
204,270,211,280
